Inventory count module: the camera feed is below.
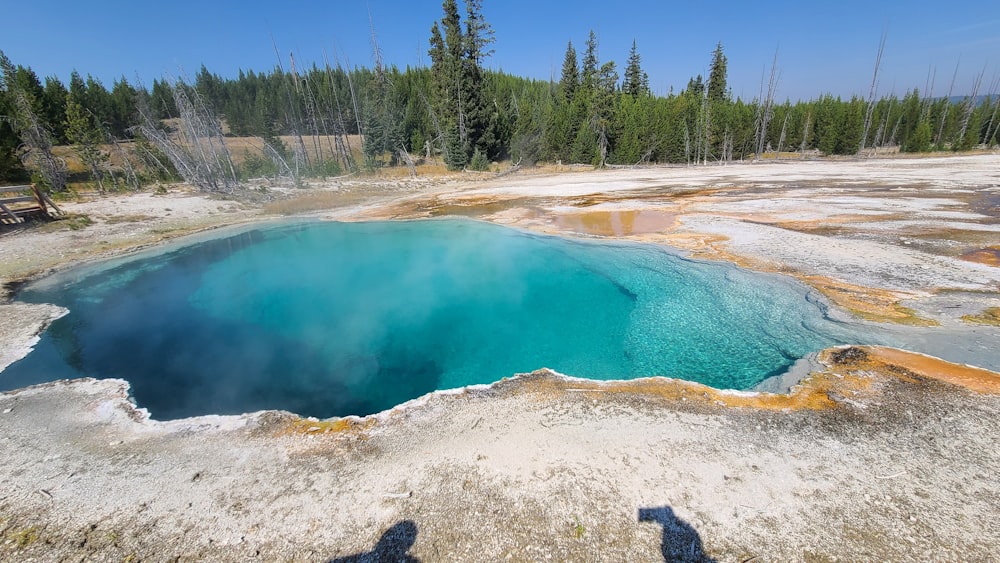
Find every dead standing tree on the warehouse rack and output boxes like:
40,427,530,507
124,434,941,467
134,80,239,193
774,112,789,160
8,93,68,191
799,111,812,158
859,32,887,156
935,61,960,147
0,51,67,191
753,49,780,161
982,74,1000,146
270,38,311,179
321,51,358,172
955,66,986,148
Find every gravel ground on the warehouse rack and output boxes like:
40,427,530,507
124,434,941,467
1,155,999,561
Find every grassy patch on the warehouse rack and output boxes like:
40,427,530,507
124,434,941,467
49,188,83,202
802,276,939,327
961,307,1000,326
263,190,375,215
103,213,156,224
7,526,39,548
854,304,940,327
35,213,94,232
571,516,585,539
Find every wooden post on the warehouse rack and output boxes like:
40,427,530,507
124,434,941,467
30,183,46,214
29,183,61,216
0,201,19,223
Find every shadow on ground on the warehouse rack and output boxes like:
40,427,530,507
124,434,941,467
328,520,420,562
639,506,716,562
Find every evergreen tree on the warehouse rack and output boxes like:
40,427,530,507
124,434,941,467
65,97,110,191
685,75,704,98
362,27,406,170
10,65,45,114
195,65,224,111
511,84,549,165
83,75,113,130
361,76,405,168
427,0,496,166
68,71,86,107
0,50,66,190
109,77,137,138
707,42,728,103
462,0,493,157
429,0,465,166
906,121,932,152
41,76,69,144
591,61,618,166
444,126,467,169
581,30,599,90
0,77,30,182
149,78,177,119
559,42,579,102
622,40,649,98
464,0,495,64
428,22,446,109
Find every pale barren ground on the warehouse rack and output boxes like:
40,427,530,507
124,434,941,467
1,154,999,561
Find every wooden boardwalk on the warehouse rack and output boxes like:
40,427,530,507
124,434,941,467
0,184,62,225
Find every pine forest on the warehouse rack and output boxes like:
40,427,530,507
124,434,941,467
2,0,999,194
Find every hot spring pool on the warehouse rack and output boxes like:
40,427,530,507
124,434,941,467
1,219,878,419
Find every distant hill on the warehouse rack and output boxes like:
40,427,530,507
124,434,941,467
943,94,993,105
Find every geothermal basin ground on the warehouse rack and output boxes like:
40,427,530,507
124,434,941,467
1,154,999,560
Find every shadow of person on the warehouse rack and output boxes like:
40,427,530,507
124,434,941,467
639,506,715,562
328,520,420,563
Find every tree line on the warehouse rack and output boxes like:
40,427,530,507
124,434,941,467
2,0,999,193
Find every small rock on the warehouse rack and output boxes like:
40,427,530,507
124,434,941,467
2,408,11,414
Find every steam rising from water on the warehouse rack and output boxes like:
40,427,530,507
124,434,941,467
2,219,874,419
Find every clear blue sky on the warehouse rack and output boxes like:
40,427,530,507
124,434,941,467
2,0,997,101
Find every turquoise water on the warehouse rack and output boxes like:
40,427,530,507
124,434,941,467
2,219,869,419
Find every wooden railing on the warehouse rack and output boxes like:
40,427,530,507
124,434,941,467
0,184,62,225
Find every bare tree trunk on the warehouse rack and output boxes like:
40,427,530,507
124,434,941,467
299,73,327,165
983,97,1000,147
935,60,960,147
456,73,467,145
683,122,691,166
342,54,365,139
980,74,1000,146
417,87,444,158
920,65,937,123
872,99,893,154
860,32,887,155
872,118,885,155
799,111,812,158
754,49,780,161
271,38,311,179
5,91,67,191
134,80,239,193
775,113,789,161
397,147,416,177
109,137,141,190
888,115,903,147
262,139,295,179
701,96,711,165
721,128,733,164
751,68,765,162
956,66,986,147
322,52,357,171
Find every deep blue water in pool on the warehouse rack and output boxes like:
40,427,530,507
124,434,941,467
1,219,868,419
